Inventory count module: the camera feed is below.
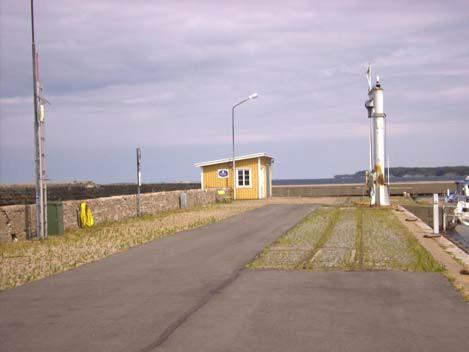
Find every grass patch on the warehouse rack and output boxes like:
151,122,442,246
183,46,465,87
248,208,337,269
300,208,341,269
351,207,364,270
249,205,444,273
385,212,445,272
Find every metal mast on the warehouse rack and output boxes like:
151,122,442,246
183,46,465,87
31,0,47,238
365,65,390,206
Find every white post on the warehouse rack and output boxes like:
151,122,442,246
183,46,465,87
442,205,447,232
136,147,142,217
433,193,439,235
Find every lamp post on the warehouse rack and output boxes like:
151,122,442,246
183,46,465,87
232,92,258,200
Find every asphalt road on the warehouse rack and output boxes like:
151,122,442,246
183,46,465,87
0,204,314,352
1,204,468,352
156,271,469,352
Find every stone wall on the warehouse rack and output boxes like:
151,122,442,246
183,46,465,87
272,181,455,198
0,205,36,242
0,182,201,206
0,189,224,242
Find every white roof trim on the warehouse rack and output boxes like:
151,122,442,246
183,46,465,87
194,152,274,167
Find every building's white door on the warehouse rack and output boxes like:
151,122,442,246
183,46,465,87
259,166,265,199
266,166,271,197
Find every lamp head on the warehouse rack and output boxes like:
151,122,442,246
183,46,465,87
248,92,258,100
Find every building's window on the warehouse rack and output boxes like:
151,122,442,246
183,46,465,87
237,169,251,187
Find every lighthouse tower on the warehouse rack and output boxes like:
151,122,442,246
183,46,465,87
365,66,390,206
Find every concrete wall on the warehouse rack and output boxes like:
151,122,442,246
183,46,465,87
402,204,444,230
0,189,224,242
272,181,455,198
0,182,201,206
273,184,365,197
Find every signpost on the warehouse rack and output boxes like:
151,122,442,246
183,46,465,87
136,147,142,217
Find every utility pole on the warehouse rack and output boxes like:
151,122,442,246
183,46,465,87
136,147,142,216
31,0,47,238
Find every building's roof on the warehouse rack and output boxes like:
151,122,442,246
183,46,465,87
194,153,274,168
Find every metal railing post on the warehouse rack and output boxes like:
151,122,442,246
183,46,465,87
433,193,439,235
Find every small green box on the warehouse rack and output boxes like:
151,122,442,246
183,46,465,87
47,201,64,236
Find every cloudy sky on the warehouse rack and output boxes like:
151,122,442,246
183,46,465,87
1,0,468,184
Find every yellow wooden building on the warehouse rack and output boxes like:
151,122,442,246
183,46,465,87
194,153,274,200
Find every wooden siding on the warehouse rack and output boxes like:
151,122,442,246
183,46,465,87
202,158,260,200
202,162,233,190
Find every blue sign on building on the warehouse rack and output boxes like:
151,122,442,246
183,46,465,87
218,169,229,178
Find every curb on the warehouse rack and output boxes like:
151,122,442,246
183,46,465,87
394,205,469,300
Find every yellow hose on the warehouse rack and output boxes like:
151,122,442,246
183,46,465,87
79,202,94,228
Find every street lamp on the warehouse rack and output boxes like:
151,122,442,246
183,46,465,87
232,92,258,200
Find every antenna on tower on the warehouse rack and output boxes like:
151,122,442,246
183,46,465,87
366,64,372,92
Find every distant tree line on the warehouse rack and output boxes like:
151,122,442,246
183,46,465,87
334,166,469,179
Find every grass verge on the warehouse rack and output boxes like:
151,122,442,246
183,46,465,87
352,207,364,270
377,209,445,272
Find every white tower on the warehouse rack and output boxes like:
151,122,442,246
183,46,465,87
365,66,390,206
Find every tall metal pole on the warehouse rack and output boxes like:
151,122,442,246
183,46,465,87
136,147,142,216
38,64,48,238
367,65,373,172
232,107,236,201
231,93,258,201
31,0,45,238
365,72,390,206
41,117,48,237
368,119,373,171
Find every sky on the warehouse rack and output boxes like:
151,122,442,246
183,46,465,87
1,0,468,184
